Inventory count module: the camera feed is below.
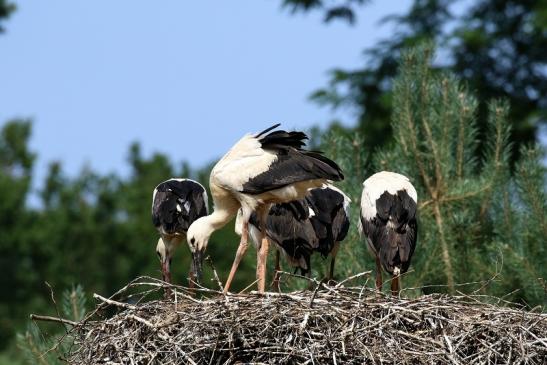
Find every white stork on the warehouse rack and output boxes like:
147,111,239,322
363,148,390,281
358,171,418,296
152,178,209,285
186,124,344,293
236,184,351,290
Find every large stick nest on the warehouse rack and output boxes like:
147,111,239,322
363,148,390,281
67,276,546,364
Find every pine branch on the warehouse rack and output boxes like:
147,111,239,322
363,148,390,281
433,203,455,293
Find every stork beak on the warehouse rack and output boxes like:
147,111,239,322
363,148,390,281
191,249,204,285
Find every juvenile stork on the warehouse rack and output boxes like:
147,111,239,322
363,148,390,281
236,184,351,290
358,171,418,296
186,124,344,293
152,178,209,285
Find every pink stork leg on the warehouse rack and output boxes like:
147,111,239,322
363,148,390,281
271,250,281,292
257,222,270,293
224,221,249,293
375,255,383,292
391,273,400,297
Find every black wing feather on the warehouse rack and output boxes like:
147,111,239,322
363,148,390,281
362,189,418,274
306,187,350,257
250,199,318,273
241,126,343,194
152,180,208,236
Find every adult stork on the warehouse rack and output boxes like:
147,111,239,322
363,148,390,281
152,178,209,285
186,124,344,293
236,184,351,290
358,171,418,296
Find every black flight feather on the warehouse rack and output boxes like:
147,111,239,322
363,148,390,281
360,189,417,274
241,126,343,194
255,123,281,139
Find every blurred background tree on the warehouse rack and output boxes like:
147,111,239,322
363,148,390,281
284,0,547,164
320,44,545,308
0,0,15,32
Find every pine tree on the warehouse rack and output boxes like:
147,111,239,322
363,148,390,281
16,285,87,365
318,43,545,305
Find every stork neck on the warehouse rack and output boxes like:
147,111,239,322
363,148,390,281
207,207,236,231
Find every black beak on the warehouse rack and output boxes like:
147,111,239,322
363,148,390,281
191,249,204,285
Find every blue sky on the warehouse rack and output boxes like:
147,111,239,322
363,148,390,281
0,1,410,190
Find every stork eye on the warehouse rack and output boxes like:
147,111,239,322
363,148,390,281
190,238,195,245
156,251,161,259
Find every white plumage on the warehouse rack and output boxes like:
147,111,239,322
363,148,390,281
360,171,417,220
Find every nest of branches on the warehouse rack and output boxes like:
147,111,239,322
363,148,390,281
63,275,546,364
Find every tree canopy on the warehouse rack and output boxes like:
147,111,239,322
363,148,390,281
0,0,15,32
285,0,547,163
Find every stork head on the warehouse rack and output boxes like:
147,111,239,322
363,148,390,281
156,238,173,283
186,217,214,283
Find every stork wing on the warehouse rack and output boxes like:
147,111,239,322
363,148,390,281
211,128,343,194
266,200,319,257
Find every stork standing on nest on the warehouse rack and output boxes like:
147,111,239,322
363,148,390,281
359,171,418,296
186,124,344,293
236,184,350,290
152,178,209,285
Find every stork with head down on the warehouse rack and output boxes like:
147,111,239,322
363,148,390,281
236,184,351,290
186,124,344,293
152,178,209,286
359,171,418,296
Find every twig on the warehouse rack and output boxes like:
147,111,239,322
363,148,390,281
206,256,224,292
93,293,136,310
334,271,371,288
30,314,78,327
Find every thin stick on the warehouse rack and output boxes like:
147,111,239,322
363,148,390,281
335,271,372,288
238,278,260,294
93,293,136,310
30,314,78,327
206,256,224,292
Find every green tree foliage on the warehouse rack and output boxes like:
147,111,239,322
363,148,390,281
0,121,255,359
0,120,37,348
281,0,368,24
320,44,546,305
285,0,547,163
17,285,87,365
0,0,15,32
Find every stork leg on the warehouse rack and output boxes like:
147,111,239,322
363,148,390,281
187,268,196,296
375,255,383,292
328,242,340,284
271,250,281,292
256,228,270,293
224,222,249,293
391,273,400,297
